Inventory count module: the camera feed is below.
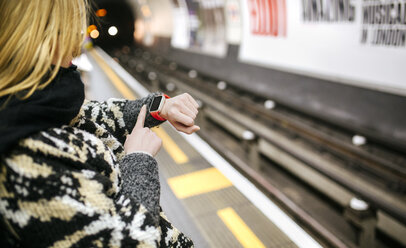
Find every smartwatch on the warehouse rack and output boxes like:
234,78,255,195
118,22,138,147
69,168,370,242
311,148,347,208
149,94,170,121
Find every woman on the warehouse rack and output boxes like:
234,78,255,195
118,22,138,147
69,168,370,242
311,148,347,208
0,0,198,247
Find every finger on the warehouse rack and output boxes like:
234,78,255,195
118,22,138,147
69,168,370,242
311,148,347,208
185,93,199,108
172,110,194,127
173,122,200,134
180,105,197,119
134,105,147,130
181,99,198,116
188,125,200,134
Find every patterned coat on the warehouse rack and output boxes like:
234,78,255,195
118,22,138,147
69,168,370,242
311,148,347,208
0,95,194,247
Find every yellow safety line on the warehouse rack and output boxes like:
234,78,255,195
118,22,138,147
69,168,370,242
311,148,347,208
218,207,266,248
88,49,136,100
167,167,232,198
89,49,189,164
152,127,189,164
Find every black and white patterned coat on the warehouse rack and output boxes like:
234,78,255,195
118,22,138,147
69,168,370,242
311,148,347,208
0,95,194,247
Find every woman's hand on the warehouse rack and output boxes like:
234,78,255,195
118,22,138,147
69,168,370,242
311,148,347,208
159,93,200,134
124,105,162,156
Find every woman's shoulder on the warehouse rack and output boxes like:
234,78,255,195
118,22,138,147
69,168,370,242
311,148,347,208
18,126,98,153
6,126,116,166
2,125,120,188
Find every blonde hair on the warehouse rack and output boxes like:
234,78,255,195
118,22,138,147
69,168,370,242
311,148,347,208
0,0,89,99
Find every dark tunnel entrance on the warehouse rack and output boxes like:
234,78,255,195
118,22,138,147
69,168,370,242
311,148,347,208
90,0,135,50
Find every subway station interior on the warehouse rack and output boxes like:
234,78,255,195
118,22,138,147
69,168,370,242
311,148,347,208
2,0,406,248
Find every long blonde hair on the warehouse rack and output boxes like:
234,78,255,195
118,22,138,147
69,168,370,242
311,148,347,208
0,0,89,100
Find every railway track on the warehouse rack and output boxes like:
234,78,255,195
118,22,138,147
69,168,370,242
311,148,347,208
109,47,406,248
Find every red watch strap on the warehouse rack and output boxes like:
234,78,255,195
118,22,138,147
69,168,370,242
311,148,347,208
150,94,171,121
151,111,166,121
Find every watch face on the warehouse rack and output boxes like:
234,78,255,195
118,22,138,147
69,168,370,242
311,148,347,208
150,95,163,111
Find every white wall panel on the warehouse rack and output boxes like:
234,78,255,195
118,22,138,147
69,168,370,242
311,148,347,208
171,0,191,49
171,0,228,57
239,0,406,95
225,0,242,44
127,0,173,46
148,0,174,37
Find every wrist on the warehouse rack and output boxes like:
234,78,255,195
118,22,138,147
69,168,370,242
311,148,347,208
150,94,170,121
160,102,169,120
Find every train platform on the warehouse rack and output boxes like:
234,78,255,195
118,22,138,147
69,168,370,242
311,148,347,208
76,47,323,248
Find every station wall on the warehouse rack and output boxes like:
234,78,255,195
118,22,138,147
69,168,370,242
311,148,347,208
129,0,406,95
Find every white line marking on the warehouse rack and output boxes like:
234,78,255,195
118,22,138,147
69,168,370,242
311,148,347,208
95,47,323,248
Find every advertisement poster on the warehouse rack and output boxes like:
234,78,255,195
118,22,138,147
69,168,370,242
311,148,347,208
198,0,227,56
171,0,227,57
239,0,406,95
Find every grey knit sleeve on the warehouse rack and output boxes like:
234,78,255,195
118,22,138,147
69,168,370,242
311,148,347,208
119,152,160,223
123,93,166,130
